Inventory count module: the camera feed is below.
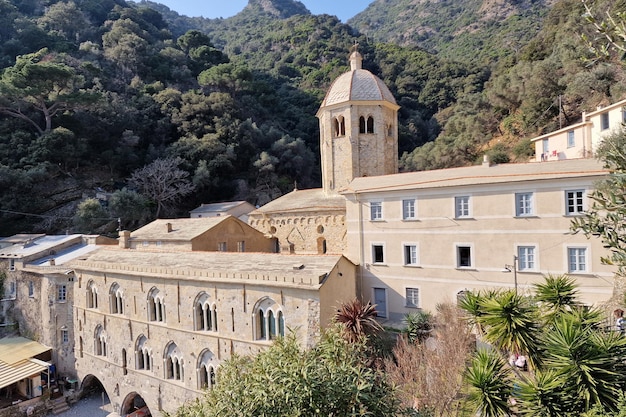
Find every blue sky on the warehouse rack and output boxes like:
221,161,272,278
154,0,373,22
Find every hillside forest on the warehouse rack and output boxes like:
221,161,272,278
0,0,624,235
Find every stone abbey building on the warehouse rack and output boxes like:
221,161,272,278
0,49,620,417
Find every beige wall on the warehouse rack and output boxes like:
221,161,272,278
191,218,275,253
345,176,615,322
249,210,346,255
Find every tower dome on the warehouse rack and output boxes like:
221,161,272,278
320,51,397,108
317,48,400,196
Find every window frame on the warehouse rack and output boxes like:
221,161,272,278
517,246,536,271
371,243,385,265
405,287,420,308
370,201,383,221
515,192,534,217
456,245,473,268
454,196,471,218
568,247,588,273
403,243,418,266
565,189,585,215
567,130,575,148
600,112,610,130
57,285,67,302
402,199,416,220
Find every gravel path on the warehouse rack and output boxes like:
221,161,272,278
47,392,118,417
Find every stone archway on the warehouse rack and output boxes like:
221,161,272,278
121,391,151,416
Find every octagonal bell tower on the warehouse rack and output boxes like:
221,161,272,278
316,48,400,195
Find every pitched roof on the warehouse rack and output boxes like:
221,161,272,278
344,159,608,194
251,189,346,215
130,217,234,241
71,249,349,289
189,201,254,214
0,235,82,258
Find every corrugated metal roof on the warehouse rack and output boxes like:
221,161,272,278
0,358,49,389
0,337,51,365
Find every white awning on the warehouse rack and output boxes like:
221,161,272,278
0,358,49,389
0,336,51,364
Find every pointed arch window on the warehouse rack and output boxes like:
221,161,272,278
198,350,218,389
164,342,184,381
367,116,374,133
359,116,366,134
87,281,98,309
253,298,285,341
109,283,124,315
94,325,107,356
147,288,165,322
135,335,152,371
194,293,218,332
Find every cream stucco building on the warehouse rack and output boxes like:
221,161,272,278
531,98,626,161
342,158,613,319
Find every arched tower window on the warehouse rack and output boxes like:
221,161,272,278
194,293,218,332
135,335,152,371
147,288,165,322
109,283,124,314
94,325,106,356
339,116,346,136
359,116,366,134
197,349,218,389
333,117,340,138
164,342,184,381
253,298,285,341
87,281,98,309
367,116,374,133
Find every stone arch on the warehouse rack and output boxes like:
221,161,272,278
109,282,123,315
164,341,184,381
79,374,108,401
197,349,218,389
120,391,150,416
252,297,285,341
193,292,217,332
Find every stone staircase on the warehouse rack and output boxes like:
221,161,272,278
50,397,70,414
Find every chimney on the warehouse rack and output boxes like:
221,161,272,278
119,230,131,249
166,222,173,233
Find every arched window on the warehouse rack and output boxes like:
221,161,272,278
147,288,165,322
79,336,83,358
359,116,366,134
253,298,285,341
94,325,106,356
317,237,327,254
135,335,152,371
367,116,374,133
122,349,128,375
339,116,346,136
109,283,124,314
193,293,218,332
197,349,218,389
164,342,183,381
87,281,98,309
333,117,340,137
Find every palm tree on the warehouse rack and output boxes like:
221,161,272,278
466,348,512,417
478,290,541,368
540,313,626,413
404,310,433,343
334,299,383,343
533,274,580,322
